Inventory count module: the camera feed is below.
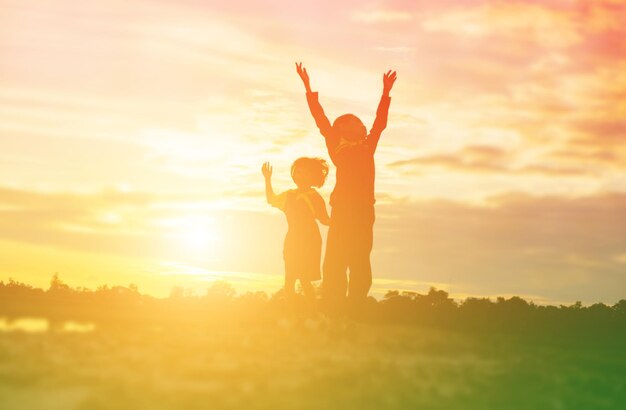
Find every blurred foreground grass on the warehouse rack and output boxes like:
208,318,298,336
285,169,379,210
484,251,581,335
0,321,623,410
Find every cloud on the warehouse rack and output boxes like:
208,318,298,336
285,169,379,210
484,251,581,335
374,46,413,54
389,145,509,173
570,119,626,146
352,10,413,23
421,3,581,48
388,145,590,176
374,192,626,303
0,186,289,275
614,253,626,264
0,187,159,254
518,165,588,176
548,149,620,164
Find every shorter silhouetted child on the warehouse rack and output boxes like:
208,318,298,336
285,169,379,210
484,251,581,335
262,158,330,313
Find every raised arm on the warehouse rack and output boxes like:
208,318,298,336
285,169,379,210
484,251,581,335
296,62,333,139
261,162,276,205
369,70,397,152
296,62,312,93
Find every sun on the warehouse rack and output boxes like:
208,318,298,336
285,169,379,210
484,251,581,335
181,227,215,251
162,216,218,256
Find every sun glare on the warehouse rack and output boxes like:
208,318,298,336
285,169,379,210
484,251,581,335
181,227,215,251
161,216,218,256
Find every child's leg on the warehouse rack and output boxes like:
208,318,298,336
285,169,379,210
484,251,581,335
323,219,349,314
348,257,372,299
347,207,374,301
300,280,316,316
347,239,373,300
301,280,314,299
283,275,297,320
284,275,296,297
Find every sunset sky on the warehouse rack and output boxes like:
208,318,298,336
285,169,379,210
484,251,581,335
1,0,625,303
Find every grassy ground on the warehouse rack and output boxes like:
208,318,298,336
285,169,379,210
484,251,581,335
0,321,623,410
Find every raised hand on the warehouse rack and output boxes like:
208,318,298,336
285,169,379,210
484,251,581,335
383,70,397,96
296,62,312,93
261,162,273,179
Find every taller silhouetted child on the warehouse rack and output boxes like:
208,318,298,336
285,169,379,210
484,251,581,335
296,62,397,315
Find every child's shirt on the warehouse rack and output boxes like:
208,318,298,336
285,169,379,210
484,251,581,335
305,92,391,207
269,188,327,231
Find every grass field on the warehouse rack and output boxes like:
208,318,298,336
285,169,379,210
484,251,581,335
0,320,623,410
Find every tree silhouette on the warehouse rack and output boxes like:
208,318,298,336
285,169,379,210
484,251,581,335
0,275,624,337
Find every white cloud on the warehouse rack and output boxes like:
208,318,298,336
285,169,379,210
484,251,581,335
352,10,413,23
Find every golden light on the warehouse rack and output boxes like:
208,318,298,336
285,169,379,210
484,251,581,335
179,226,215,252
160,216,218,256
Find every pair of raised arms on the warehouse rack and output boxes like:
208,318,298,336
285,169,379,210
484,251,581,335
295,62,397,96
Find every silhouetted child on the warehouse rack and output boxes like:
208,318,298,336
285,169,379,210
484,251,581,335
296,62,397,314
262,158,330,314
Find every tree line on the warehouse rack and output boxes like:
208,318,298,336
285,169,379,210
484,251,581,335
1,275,624,338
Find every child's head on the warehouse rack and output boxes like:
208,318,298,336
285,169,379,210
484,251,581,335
291,157,329,189
333,114,367,142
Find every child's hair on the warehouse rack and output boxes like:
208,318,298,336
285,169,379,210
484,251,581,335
333,114,367,142
291,157,329,188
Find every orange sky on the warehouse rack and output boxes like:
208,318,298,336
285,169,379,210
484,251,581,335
1,0,625,303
